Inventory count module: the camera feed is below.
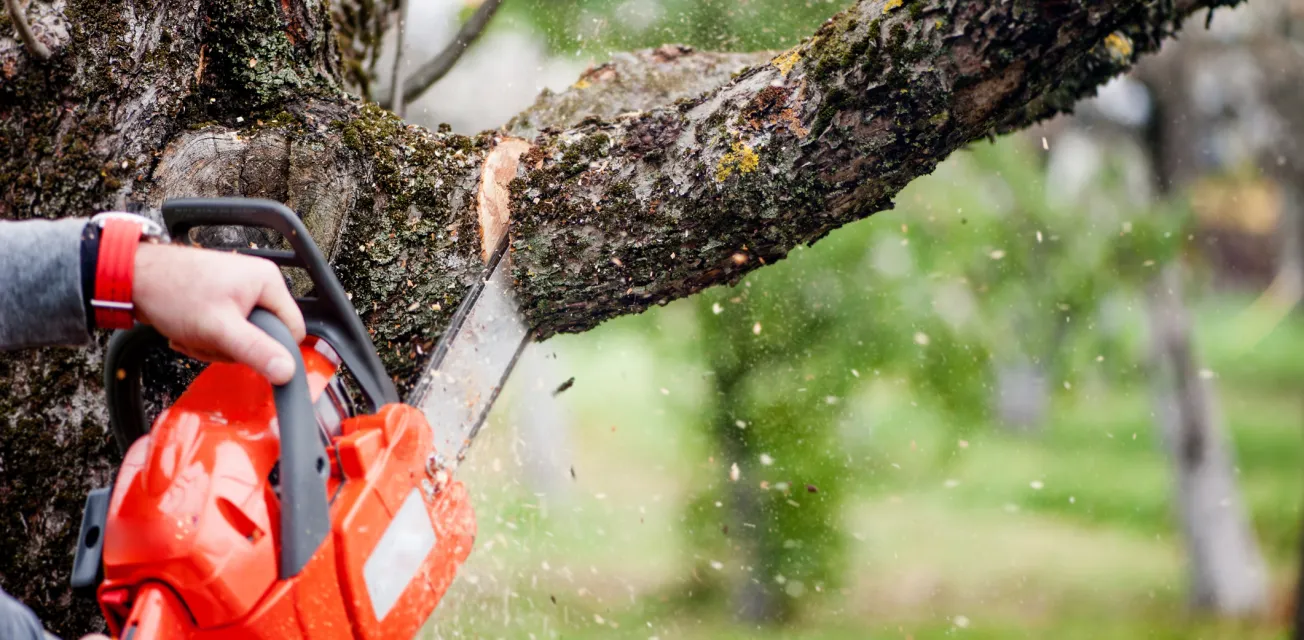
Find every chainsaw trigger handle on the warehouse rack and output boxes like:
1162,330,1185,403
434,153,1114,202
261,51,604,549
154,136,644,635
162,197,398,410
104,323,167,454
247,309,331,579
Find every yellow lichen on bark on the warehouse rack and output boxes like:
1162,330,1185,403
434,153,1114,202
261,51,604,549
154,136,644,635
715,142,760,182
1104,32,1133,63
771,47,803,77
883,0,904,13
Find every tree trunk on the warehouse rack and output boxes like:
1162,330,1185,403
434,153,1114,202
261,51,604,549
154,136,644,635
1144,264,1269,614
712,366,789,625
993,357,1049,433
1134,31,1271,615
1274,182,1304,303
0,0,1243,633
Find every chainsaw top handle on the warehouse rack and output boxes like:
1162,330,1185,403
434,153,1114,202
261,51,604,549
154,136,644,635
247,308,333,579
104,197,399,452
163,197,398,408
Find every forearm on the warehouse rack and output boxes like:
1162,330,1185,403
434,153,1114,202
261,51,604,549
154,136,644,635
0,219,91,349
0,587,48,640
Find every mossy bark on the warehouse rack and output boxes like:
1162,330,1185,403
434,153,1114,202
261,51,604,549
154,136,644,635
507,0,1242,337
0,0,1240,634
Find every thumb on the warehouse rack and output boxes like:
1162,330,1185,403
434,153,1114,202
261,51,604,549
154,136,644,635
212,314,298,385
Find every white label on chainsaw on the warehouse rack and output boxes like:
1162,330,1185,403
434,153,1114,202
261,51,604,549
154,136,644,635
363,488,436,621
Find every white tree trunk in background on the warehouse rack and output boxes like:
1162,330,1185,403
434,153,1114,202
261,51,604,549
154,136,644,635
1275,182,1304,304
1059,31,1273,614
994,358,1049,433
1144,264,1269,615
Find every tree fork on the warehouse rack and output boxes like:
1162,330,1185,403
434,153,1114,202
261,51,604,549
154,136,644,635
0,0,1243,634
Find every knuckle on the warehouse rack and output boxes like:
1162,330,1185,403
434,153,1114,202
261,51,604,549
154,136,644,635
258,259,282,282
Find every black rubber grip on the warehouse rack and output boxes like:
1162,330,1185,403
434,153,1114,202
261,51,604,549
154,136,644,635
247,309,331,579
69,487,111,594
104,325,166,455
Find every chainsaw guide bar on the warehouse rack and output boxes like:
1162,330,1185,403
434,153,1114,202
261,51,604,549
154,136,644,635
407,234,532,470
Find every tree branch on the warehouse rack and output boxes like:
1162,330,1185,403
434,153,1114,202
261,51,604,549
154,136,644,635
508,0,1245,338
3,0,50,59
507,45,772,137
388,0,503,108
388,0,409,117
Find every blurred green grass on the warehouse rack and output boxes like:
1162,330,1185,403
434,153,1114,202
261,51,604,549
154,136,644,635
420,272,1304,639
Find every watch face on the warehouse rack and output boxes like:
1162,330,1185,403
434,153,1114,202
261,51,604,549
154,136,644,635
91,212,164,239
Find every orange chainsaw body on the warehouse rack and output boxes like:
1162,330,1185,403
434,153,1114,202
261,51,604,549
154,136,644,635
96,338,475,639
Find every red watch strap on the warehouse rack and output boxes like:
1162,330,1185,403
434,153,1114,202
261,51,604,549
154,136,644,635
92,218,143,330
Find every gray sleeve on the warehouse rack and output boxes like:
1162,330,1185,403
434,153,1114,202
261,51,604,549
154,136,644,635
0,218,92,350
0,586,47,640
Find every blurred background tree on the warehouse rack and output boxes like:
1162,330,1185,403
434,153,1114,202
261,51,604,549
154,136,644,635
362,0,1304,637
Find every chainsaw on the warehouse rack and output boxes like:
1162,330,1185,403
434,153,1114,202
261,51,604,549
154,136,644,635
67,198,531,639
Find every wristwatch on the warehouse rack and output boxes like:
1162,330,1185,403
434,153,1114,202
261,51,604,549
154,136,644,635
85,212,165,331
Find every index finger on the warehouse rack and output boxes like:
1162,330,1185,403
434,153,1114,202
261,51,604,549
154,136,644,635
253,261,307,343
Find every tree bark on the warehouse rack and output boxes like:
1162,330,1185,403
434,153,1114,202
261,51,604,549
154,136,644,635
0,0,1242,633
1144,265,1269,614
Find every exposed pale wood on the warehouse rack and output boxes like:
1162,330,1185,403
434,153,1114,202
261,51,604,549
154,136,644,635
476,137,531,261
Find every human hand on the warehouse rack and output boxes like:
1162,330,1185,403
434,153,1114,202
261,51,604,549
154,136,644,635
130,243,306,384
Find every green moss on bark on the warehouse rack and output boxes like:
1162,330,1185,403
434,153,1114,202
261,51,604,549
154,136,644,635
190,0,334,119
330,103,490,388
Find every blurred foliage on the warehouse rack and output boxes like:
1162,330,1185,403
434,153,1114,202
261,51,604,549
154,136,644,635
442,256,1304,639
503,0,842,54
598,131,1193,621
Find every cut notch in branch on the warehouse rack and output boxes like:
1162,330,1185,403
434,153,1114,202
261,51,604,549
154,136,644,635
476,136,531,262
4,0,51,60
383,0,504,110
